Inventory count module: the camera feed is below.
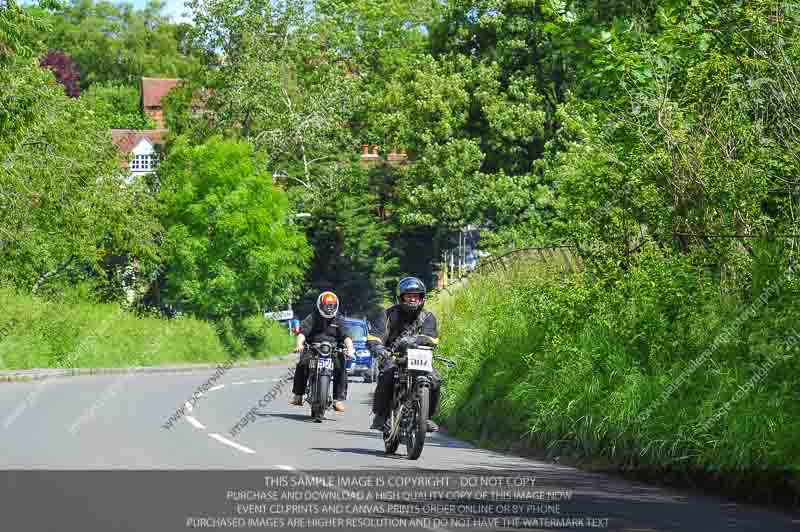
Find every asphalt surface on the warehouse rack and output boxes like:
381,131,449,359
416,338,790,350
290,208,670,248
1,362,799,531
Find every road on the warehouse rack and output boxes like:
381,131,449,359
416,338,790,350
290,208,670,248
1,362,798,531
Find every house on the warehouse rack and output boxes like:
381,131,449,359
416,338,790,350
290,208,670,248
110,128,168,183
141,77,182,128
111,77,201,179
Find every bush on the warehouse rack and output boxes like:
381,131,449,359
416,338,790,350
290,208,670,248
238,315,294,359
431,243,800,505
0,287,228,369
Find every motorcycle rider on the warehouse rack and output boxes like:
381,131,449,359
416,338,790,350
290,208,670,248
368,277,442,432
290,291,354,412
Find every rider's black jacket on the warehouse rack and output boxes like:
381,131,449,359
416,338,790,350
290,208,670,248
299,312,350,347
369,305,442,420
369,304,439,351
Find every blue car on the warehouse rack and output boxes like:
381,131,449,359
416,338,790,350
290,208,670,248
343,318,378,383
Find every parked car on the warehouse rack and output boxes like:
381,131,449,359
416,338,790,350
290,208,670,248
342,318,378,383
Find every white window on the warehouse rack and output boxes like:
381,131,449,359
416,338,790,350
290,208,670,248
130,154,158,172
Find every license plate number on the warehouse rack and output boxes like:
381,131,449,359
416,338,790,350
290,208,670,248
406,349,433,372
318,357,334,370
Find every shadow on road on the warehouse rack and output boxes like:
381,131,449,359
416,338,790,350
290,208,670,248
310,447,406,460
333,429,475,449
255,412,342,423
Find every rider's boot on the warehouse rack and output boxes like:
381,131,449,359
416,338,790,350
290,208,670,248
370,415,386,430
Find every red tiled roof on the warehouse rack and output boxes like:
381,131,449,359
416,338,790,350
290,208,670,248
141,78,181,108
110,129,168,155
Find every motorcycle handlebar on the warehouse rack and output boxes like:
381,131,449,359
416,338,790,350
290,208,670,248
306,343,353,358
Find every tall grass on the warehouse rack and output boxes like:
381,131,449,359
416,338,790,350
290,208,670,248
0,288,292,369
431,243,800,504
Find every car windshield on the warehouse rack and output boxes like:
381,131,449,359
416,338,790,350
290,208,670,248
344,322,367,342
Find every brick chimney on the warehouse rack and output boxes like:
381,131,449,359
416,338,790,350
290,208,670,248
387,146,408,166
360,143,380,165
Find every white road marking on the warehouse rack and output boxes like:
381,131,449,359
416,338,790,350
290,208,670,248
249,379,268,384
209,385,225,391
185,416,206,430
232,381,246,386
209,433,256,454
184,401,193,412
276,464,296,471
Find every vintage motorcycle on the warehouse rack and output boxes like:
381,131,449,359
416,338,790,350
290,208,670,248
304,341,345,422
382,345,456,460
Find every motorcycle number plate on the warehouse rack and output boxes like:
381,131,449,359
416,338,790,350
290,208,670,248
406,349,433,372
318,357,334,370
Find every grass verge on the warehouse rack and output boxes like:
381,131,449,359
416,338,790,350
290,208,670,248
430,243,800,508
0,287,293,369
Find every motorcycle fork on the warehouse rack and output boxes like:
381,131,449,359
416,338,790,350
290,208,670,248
389,372,415,440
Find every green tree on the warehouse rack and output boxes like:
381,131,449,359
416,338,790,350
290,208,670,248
293,164,398,317
81,81,155,129
1,0,55,61
31,0,206,89
156,136,312,321
187,0,363,206
539,1,800,273
1,0,161,298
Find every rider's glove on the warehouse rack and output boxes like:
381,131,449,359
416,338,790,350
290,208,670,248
396,335,417,350
372,344,386,360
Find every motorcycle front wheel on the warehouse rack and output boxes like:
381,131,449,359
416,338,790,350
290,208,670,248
405,386,429,460
312,374,330,422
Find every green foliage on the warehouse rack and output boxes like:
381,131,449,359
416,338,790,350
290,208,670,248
0,286,228,369
160,76,212,139
0,0,57,62
238,315,294,359
532,0,800,275
81,81,155,129
0,52,161,297
294,164,399,317
32,0,206,89
431,246,800,494
392,138,484,229
187,0,361,208
157,136,312,321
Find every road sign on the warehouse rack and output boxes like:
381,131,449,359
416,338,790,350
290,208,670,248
264,310,294,321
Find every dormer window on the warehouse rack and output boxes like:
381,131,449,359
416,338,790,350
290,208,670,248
131,154,158,172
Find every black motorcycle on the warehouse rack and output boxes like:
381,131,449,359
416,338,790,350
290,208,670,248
304,341,344,422
382,345,456,460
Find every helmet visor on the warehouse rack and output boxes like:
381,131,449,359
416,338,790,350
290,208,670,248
318,292,339,318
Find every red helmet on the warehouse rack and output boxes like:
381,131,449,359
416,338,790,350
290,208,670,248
317,291,339,319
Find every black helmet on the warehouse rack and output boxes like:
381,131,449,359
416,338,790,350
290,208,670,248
397,277,426,313
316,291,339,319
